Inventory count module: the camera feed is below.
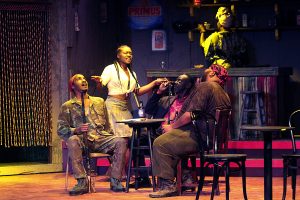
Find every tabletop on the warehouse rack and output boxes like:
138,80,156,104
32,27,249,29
116,118,165,125
240,125,294,132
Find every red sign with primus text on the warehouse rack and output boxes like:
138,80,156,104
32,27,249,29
128,6,161,16
128,0,163,30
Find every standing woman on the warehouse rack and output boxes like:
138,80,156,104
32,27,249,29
91,45,165,138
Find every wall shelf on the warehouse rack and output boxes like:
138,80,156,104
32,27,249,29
176,0,300,40
191,26,300,33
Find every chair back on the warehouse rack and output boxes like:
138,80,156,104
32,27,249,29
288,109,300,153
213,109,231,154
191,109,231,154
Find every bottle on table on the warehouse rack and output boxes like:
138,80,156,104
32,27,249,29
138,101,145,118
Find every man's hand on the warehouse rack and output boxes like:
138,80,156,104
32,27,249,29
197,24,206,33
74,123,89,135
162,124,173,133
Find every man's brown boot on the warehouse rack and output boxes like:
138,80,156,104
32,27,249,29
149,178,178,198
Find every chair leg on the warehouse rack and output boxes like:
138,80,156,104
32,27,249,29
89,157,97,193
126,131,135,193
291,165,297,200
148,129,156,192
241,160,248,200
282,158,288,200
152,176,157,190
65,157,69,191
210,164,220,200
134,133,141,190
225,162,230,200
191,156,197,192
89,174,96,193
177,159,182,195
215,183,220,196
196,159,205,200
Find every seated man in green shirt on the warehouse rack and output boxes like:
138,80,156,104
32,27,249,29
57,74,127,195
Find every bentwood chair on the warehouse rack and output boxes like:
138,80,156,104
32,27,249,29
282,109,300,200
192,109,248,200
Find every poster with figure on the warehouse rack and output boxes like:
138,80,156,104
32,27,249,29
152,30,166,51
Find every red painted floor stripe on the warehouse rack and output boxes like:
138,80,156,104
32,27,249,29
228,140,300,149
94,140,299,168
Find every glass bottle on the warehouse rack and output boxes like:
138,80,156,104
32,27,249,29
138,101,145,118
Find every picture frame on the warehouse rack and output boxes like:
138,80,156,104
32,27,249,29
152,30,167,51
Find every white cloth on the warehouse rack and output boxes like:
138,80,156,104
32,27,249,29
101,63,138,96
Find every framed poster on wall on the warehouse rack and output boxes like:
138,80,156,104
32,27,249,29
152,30,166,51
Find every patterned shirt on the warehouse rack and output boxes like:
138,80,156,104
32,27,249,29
162,95,187,126
57,95,114,142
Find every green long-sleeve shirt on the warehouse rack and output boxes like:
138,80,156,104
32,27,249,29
57,95,114,142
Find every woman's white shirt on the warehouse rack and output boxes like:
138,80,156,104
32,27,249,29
101,63,138,96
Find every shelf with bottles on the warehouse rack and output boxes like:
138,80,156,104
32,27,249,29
193,26,300,33
176,0,300,40
172,21,300,35
177,0,300,8
172,22,276,34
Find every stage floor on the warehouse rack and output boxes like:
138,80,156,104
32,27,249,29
0,172,299,200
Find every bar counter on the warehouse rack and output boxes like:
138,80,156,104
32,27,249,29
146,67,292,78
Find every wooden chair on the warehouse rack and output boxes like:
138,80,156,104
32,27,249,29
65,147,110,193
176,110,216,196
282,109,300,200
176,154,198,195
192,109,248,200
87,152,111,192
176,110,219,196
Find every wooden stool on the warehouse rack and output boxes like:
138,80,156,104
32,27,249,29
239,90,265,140
126,127,154,192
117,118,167,192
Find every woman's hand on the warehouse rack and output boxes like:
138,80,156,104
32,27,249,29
155,78,168,86
91,76,102,84
157,80,169,94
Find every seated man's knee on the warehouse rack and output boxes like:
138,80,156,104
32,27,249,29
153,134,166,148
114,137,127,150
153,137,160,148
